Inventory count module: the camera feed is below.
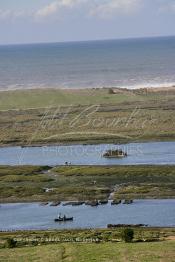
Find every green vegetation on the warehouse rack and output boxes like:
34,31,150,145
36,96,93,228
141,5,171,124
5,238,17,249
0,165,49,176
0,88,174,261
0,165,175,202
0,88,175,146
0,236,175,262
0,88,142,110
122,228,134,242
0,227,175,247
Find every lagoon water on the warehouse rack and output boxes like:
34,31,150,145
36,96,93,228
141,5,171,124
0,200,175,230
0,141,174,166
0,36,175,90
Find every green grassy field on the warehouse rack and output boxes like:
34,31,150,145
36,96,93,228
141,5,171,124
0,241,175,262
0,88,175,146
0,165,175,202
0,88,174,261
0,227,175,261
1,88,170,111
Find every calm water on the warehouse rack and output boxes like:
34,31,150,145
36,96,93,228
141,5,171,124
0,200,174,230
0,36,175,90
0,142,174,166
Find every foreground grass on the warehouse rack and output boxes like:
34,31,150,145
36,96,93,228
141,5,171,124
1,227,174,243
0,165,175,202
0,88,175,146
0,241,175,262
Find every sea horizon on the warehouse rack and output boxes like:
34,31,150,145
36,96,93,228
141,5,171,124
1,34,175,47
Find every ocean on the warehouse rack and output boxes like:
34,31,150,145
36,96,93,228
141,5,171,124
0,36,175,90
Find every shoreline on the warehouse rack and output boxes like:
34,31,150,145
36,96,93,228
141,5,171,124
0,227,175,233
0,137,175,148
0,85,175,93
1,197,175,205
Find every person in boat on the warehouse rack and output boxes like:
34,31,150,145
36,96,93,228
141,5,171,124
58,213,62,219
55,214,73,222
58,213,67,220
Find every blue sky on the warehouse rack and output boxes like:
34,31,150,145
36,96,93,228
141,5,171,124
0,0,175,44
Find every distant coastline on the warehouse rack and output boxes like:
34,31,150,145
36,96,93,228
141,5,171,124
0,84,175,93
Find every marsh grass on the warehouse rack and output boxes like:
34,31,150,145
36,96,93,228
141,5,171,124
0,88,175,146
0,165,175,202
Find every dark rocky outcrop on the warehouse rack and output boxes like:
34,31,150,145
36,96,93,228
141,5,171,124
63,201,84,206
103,149,127,158
50,201,61,206
111,200,122,205
99,200,108,205
85,200,99,207
107,224,147,228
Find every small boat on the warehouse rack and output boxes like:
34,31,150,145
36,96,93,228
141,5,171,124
54,214,73,222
